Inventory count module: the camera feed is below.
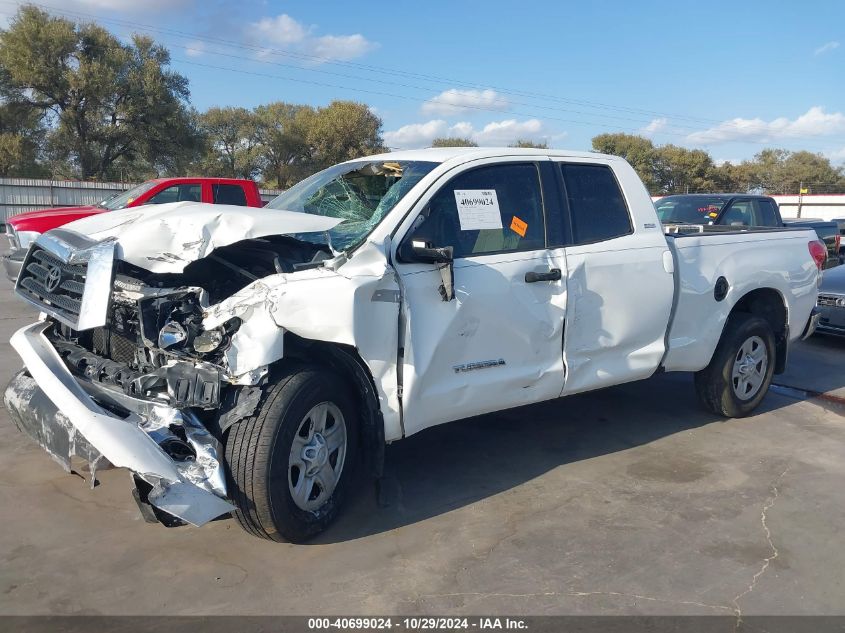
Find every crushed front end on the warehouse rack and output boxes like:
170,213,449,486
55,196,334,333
4,228,327,527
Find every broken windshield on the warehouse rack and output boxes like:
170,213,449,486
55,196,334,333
265,160,438,251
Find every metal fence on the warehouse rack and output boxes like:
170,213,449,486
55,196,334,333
0,177,284,224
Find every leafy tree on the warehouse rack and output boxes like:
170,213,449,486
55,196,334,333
0,69,46,176
592,133,658,192
199,106,263,179
431,137,477,147
653,145,718,194
509,139,548,149
0,6,200,180
306,100,383,170
254,102,315,188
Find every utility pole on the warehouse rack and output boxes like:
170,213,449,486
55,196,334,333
797,181,806,218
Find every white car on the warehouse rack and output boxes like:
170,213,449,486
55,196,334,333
5,148,823,541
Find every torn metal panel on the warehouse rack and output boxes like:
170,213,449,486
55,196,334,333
199,243,404,440
8,322,234,525
4,370,105,487
61,201,343,274
145,478,233,527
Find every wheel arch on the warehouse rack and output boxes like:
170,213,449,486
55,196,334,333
725,287,789,374
280,332,385,478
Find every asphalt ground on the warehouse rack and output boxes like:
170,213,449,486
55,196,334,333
0,274,843,618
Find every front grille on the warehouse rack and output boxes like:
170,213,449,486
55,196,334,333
818,294,845,308
18,245,88,323
83,302,143,366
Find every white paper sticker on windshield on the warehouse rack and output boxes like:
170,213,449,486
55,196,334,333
454,189,503,231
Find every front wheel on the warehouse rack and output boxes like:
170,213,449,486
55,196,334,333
224,366,358,542
694,314,776,418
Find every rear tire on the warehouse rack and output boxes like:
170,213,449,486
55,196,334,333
694,313,775,418
224,365,358,542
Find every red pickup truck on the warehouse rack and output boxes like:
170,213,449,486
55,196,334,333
3,177,265,280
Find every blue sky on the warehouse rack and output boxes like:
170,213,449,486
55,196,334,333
3,0,844,163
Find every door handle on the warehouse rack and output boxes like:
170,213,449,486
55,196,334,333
524,268,562,283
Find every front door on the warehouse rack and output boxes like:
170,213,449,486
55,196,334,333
395,159,568,436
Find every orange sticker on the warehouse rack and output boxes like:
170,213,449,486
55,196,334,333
510,215,528,237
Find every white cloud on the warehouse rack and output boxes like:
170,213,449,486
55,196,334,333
384,120,450,148
473,118,544,145
640,117,667,136
814,41,840,56
384,118,550,149
309,34,377,61
185,40,206,58
421,89,509,116
248,14,377,62
686,106,845,144
252,14,308,45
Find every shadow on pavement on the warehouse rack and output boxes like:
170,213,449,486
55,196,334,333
313,370,802,544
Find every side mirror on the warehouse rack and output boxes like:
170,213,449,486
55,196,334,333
398,239,453,264
397,239,455,301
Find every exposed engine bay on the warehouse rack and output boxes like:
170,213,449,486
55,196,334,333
44,236,332,414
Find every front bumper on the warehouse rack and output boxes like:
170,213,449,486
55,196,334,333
2,247,26,281
817,303,845,336
802,308,821,340
4,321,234,526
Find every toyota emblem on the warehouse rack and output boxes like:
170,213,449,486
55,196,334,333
44,264,62,293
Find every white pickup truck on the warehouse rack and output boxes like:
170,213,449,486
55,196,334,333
5,148,823,542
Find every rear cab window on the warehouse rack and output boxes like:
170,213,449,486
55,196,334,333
407,162,547,259
213,183,248,206
558,163,632,244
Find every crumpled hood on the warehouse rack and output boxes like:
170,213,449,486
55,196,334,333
61,201,343,273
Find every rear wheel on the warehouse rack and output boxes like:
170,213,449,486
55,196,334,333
224,366,358,542
694,314,775,417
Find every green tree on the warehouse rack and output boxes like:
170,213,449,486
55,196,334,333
306,100,384,170
0,6,200,180
509,139,548,149
0,69,46,176
254,102,315,187
199,106,263,179
591,133,658,192
431,137,477,147
653,145,718,194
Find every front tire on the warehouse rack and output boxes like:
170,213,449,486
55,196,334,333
224,366,358,542
694,314,775,418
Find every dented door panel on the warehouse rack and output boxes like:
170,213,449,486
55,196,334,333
400,250,567,435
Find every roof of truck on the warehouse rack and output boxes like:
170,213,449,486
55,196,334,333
356,147,620,164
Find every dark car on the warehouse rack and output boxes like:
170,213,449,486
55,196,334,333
655,194,841,268
832,218,845,261
817,264,845,336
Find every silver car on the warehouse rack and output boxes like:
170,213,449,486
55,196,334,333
818,264,845,335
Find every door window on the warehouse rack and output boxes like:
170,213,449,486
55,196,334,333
757,199,779,226
721,200,753,225
147,184,201,204
213,184,248,206
560,164,632,244
409,163,546,259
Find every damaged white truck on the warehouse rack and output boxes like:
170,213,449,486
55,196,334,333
5,148,822,542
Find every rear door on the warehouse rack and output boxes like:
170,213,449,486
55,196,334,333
395,158,568,435
550,160,675,395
